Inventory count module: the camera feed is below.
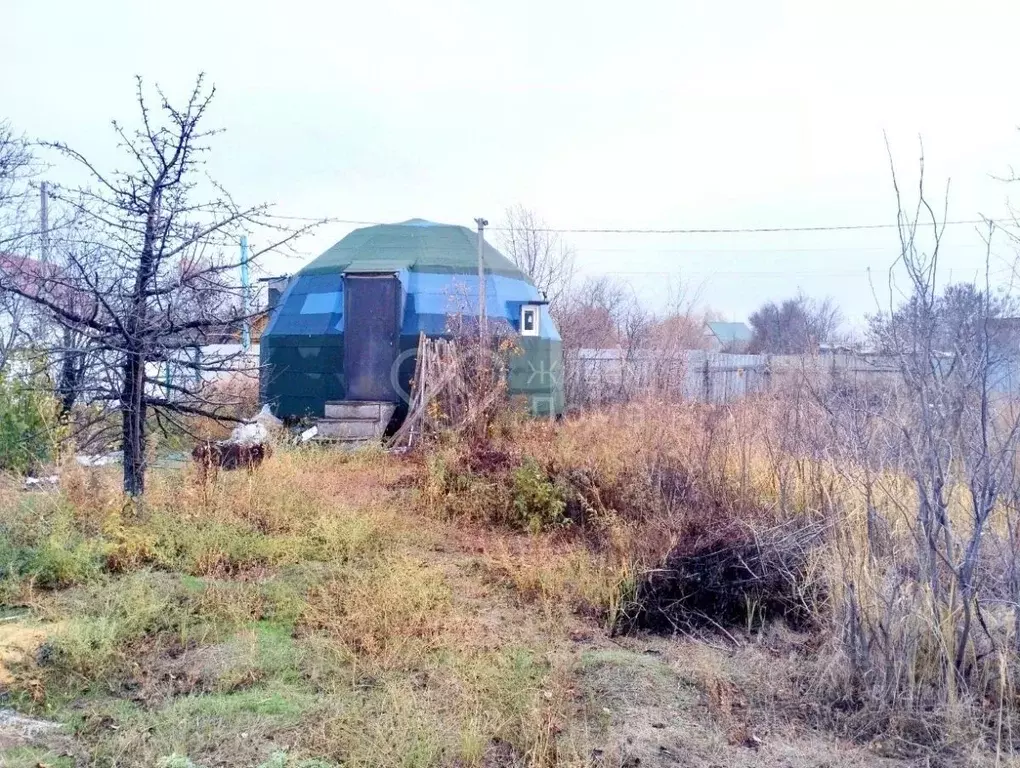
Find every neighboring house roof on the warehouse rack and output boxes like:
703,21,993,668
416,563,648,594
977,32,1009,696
0,253,247,347
0,253,60,292
302,220,529,279
0,253,86,314
705,321,753,345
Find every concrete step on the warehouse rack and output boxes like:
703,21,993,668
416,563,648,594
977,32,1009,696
317,401,397,443
316,418,385,440
324,401,397,421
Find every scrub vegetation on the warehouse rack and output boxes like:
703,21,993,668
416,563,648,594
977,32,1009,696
2,389,1020,767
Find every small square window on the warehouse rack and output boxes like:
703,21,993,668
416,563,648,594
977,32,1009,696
300,291,341,315
521,305,540,336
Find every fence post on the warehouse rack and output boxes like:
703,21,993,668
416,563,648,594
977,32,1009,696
703,358,711,403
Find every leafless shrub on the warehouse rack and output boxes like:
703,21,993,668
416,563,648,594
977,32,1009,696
391,298,524,448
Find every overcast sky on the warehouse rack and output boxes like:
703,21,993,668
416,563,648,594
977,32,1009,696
3,0,1020,329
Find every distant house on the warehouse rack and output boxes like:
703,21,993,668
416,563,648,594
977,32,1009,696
0,253,84,313
263,275,293,312
703,321,753,352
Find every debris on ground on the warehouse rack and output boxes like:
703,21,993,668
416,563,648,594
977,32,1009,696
0,707,61,750
254,404,283,430
192,441,273,474
622,520,826,635
23,475,59,490
192,405,281,476
230,405,284,444
75,451,122,467
229,420,269,445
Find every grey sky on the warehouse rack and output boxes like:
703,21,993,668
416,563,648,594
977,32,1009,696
3,0,1020,328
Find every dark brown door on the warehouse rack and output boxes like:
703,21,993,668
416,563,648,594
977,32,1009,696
344,274,400,401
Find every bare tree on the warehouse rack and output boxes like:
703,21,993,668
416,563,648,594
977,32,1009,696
649,278,709,351
868,281,1010,357
556,275,709,405
748,293,841,354
498,205,576,306
0,259,34,374
0,122,39,374
830,141,1020,708
555,275,627,351
0,76,319,496
0,121,35,248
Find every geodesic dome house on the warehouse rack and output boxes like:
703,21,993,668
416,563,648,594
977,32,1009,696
260,219,564,420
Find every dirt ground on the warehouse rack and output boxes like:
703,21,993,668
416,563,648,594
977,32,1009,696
0,621,46,689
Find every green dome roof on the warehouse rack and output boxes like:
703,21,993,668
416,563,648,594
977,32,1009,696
301,220,529,279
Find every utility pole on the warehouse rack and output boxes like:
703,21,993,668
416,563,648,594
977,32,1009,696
240,235,251,350
40,181,49,263
474,217,488,344
40,181,80,413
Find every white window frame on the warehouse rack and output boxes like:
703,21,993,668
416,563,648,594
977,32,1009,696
520,304,540,336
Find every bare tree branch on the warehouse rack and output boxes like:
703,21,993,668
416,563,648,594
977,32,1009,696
3,77,320,495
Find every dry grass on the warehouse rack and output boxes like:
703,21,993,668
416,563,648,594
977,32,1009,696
412,397,1020,763
484,535,635,628
300,555,455,668
2,396,1017,766
0,445,591,767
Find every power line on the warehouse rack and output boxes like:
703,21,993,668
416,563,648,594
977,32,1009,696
581,267,1020,280
516,219,994,234
589,269,874,276
264,215,381,225
263,213,1000,235
578,243,1010,254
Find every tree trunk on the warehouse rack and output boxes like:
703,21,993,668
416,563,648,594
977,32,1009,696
121,349,147,496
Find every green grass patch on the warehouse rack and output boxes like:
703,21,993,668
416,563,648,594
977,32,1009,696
212,621,308,692
0,497,107,595
284,647,554,768
31,571,308,699
145,515,301,576
86,686,318,767
0,745,76,768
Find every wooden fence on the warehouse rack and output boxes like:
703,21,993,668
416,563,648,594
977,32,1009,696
562,349,902,407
